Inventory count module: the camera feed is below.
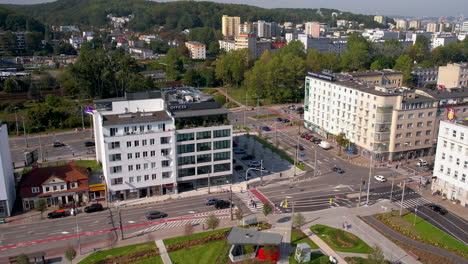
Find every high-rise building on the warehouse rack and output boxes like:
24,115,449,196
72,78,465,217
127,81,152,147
222,15,241,37
395,19,408,30
305,22,321,37
238,22,256,35
409,20,421,30
185,41,206,59
426,22,438,33
93,89,233,201
437,63,468,89
432,120,468,206
0,123,15,217
235,33,257,56
257,21,271,38
462,21,468,32
374,15,387,25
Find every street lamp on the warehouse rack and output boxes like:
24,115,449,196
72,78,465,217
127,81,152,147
226,178,233,221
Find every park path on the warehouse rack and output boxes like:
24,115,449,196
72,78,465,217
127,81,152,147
155,239,172,264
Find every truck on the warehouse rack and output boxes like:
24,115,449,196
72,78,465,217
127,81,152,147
319,141,331,150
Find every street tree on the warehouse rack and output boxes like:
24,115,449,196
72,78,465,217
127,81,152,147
368,245,386,264
335,133,350,155
393,54,413,85
35,199,47,219
16,254,30,264
65,247,77,263
293,212,306,228
206,214,220,230
262,202,272,216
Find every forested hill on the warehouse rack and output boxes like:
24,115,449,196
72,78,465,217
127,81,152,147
1,0,388,32
0,6,44,32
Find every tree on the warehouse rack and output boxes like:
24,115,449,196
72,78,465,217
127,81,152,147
16,254,30,264
235,208,243,220
393,54,413,85
165,48,184,81
45,94,62,107
205,214,220,230
3,77,20,93
293,212,306,228
262,202,272,216
341,34,371,71
335,133,350,155
368,245,386,264
65,247,76,263
35,199,47,219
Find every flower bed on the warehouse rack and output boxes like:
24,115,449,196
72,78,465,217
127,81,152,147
165,230,229,252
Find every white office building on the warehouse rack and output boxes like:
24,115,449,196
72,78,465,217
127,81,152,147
0,123,15,217
93,88,232,201
432,120,468,206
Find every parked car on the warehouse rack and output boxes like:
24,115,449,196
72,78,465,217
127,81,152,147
332,167,345,174
282,118,290,123
276,117,284,122
52,140,65,147
84,203,104,213
214,200,231,209
47,210,67,219
374,175,387,182
295,145,305,151
248,161,264,169
416,159,428,167
241,154,255,160
233,148,246,154
234,165,244,171
305,135,313,140
288,105,296,110
300,132,309,138
312,138,322,144
84,141,95,147
319,141,331,150
427,204,447,215
146,211,168,219
261,126,271,131
205,198,220,205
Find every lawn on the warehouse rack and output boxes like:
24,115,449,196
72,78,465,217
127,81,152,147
375,210,468,258
132,256,164,264
289,253,329,264
223,86,273,106
169,239,230,264
78,242,156,264
163,228,230,247
291,229,319,249
252,135,306,171
73,160,102,170
310,225,373,254
345,256,390,264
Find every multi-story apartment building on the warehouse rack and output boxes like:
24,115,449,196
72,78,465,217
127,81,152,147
222,15,241,37
374,16,387,25
426,23,438,33
305,22,321,37
185,41,206,59
409,20,421,30
238,22,257,35
93,88,232,201
432,120,468,206
0,123,15,217
462,21,468,33
395,19,408,31
340,69,403,88
431,35,458,49
412,67,438,88
437,63,468,89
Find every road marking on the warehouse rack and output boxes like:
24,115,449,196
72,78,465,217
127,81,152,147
61,231,69,234
127,221,135,223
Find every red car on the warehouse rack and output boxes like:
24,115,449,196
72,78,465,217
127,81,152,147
305,135,314,140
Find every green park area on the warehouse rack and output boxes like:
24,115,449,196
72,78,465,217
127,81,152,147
310,225,373,254
375,210,468,258
291,229,319,249
252,135,306,171
78,242,161,264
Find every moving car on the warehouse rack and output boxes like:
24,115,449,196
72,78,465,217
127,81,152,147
295,145,305,151
84,203,104,213
84,141,95,147
416,159,428,167
52,140,65,147
374,175,387,182
427,204,447,215
47,210,67,219
332,167,345,174
261,126,271,131
214,200,231,209
241,154,255,160
233,148,246,154
319,141,331,150
146,211,168,220
248,161,264,169
205,198,220,205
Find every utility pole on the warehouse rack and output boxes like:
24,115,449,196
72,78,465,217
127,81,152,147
14,109,19,136
358,175,364,207
389,178,395,202
293,126,300,176
399,181,406,217
260,160,264,185
365,156,373,205
413,207,418,226
80,106,85,130
291,201,295,230
229,182,233,220
314,150,317,177
208,173,211,194
21,116,28,148
75,210,81,255
90,115,94,138
118,208,124,240
38,132,43,162
243,89,247,129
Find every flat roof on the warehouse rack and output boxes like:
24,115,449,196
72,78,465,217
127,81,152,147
227,227,283,245
172,108,228,118
417,88,468,99
103,110,172,126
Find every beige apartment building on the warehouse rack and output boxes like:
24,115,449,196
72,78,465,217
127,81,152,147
185,41,206,59
222,15,241,37
409,20,421,30
374,16,387,25
341,69,403,88
437,63,468,89
395,19,408,30
426,22,438,33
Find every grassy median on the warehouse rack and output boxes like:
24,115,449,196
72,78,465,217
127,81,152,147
78,242,159,264
253,135,306,171
310,225,373,254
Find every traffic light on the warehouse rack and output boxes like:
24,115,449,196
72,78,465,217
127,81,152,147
283,199,289,208
329,198,333,204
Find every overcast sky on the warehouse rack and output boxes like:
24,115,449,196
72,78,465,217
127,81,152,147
0,0,466,17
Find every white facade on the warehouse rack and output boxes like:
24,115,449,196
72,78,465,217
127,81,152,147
0,124,15,217
218,40,236,52
431,35,458,49
432,121,468,206
185,41,206,60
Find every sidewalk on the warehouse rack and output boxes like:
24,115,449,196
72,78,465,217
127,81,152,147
155,239,172,264
419,186,468,221
302,228,348,264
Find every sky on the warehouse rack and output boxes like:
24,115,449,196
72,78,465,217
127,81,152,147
0,0,466,18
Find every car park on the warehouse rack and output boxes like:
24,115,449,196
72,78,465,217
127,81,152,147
241,154,255,160
416,159,428,167
214,200,231,209
146,211,168,219
84,141,95,147
47,210,67,219
262,126,271,131
332,167,345,174
427,204,447,215
233,148,246,154
52,140,65,147
374,175,387,182
84,203,104,213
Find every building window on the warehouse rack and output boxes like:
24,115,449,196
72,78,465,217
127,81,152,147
110,127,118,136
396,134,402,139
461,133,465,140
197,142,211,152
160,137,171,144
111,178,123,185
427,121,433,126
462,174,466,183
426,130,431,136
127,141,132,147
45,186,50,192
152,174,157,180
407,123,413,128
398,114,404,120
395,143,401,148
453,130,457,138
136,176,142,182
109,142,120,149
177,133,194,142
150,139,155,145
213,129,230,138
418,112,424,118
178,168,196,177
161,148,170,156
214,163,230,173
416,131,422,136
109,154,121,161
162,172,171,178
415,140,421,146
135,152,140,158
456,158,460,165
136,164,141,170
454,171,458,179
214,152,230,161
442,153,445,160
428,112,433,116
32,187,40,193
151,162,156,168
128,165,134,171
406,132,412,138
177,144,195,154
143,151,148,158
142,140,147,146
110,166,122,174
144,163,148,170
447,168,451,176
397,124,403,130
443,140,447,148
144,175,149,181
134,140,140,147
178,156,196,165
197,154,212,163
129,176,134,183
408,114,414,119
439,165,444,172
214,140,230,150
424,139,430,145
150,151,155,157
197,131,211,140
127,153,132,159
162,160,170,167
417,122,423,127
197,165,212,175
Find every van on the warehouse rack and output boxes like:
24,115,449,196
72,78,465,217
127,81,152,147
319,141,331,150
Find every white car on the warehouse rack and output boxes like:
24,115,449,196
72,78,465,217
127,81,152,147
416,159,428,167
374,175,387,182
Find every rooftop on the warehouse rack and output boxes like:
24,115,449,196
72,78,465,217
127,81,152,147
416,87,468,99
102,110,172,126
345,69,403,78
227,227,283,246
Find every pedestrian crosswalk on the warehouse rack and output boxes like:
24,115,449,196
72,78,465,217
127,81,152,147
130,216,230,236
235,191,264,213
394,196,432,209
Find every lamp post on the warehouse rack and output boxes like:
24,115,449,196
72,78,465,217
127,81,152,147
14,107,19,136
365,156,373,205
21,116,28,148
74,205,81,255
227,178,233,221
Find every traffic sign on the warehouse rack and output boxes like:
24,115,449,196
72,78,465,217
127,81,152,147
300,154,306,158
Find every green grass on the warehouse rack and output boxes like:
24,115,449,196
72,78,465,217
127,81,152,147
73,160,102,170
169,239,230,264
291,229,319,249
345,256,390,264
310,225,373,254
163,228,230,247
289,252,328,264
78,242,156,264
250,114,280,120
233,126,251,131
253,135,306,171
223,86,273,106
132,256,164,264
225,101,239,109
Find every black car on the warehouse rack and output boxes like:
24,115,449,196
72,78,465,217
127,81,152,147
52,140,65,147
205,198,220,205
313,138,322,144
295,145,305,151
214,200,231,209
241,154,255,160
84,203,104,213
300,133,309,138
47,210,67,219
332,167,345,174
84,141,95,147
146,211,167,220
276,117,284,122
234,165,243,171
282,118,290,123
428,204,447,215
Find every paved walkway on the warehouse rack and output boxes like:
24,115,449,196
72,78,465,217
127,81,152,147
155,239,172,264
302,228,348,264
364,216,468,264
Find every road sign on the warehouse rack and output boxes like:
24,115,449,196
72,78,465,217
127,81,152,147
300,154,306,158
346,149,353,154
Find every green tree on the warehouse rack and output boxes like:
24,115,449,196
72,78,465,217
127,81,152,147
293,212,306,228
335,132,350,155
279,40,306,58
16,254,30,264
25,32,43,54
3,78,20,93
183,68,201,87
215,49,251,85
393,54,414,85
65,247,76,263
262,202,272,216
381,39,403,59
0,31,17,55
341,34,371,71
45,95,62,107
208,41,220,56
368,245,386,264
205,214,220,230
35,199,47,219
165,48,184,81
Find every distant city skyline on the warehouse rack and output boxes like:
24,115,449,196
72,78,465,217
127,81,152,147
0,0,466,18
